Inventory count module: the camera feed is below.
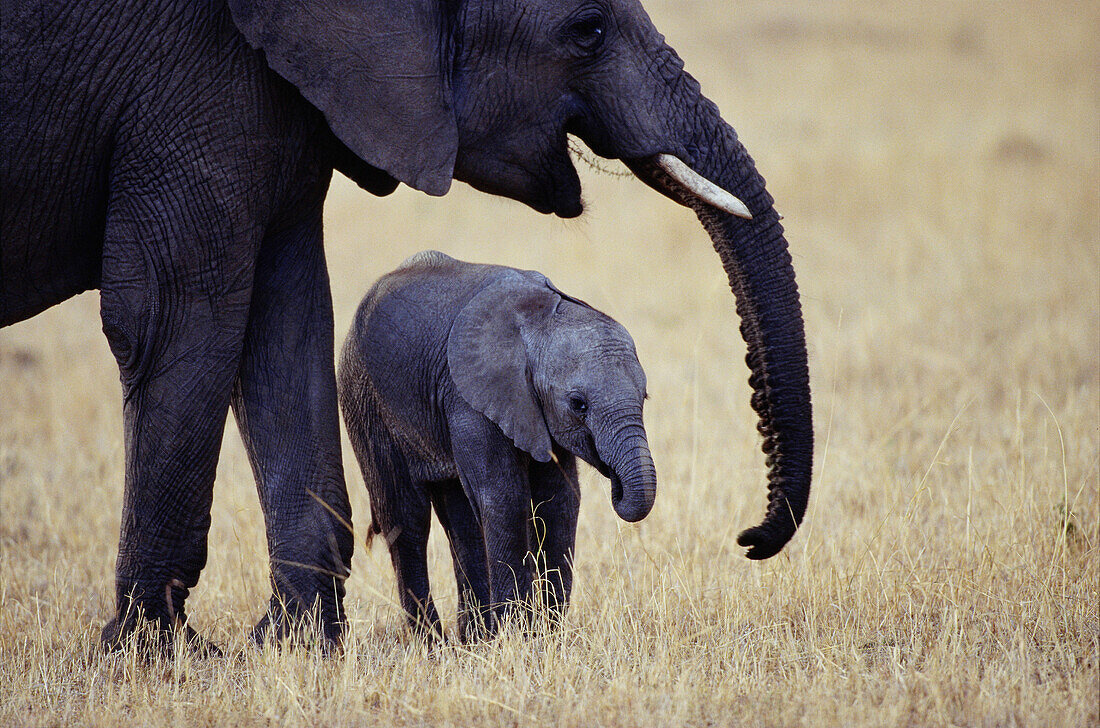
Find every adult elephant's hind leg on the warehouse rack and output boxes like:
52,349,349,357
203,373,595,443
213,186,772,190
99,199,257,654
231,203,354,647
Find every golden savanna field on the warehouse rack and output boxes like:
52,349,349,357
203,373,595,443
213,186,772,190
1,0,1097,725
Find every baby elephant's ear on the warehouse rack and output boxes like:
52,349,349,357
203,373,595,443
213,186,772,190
448,278,558,462
228,0,456,196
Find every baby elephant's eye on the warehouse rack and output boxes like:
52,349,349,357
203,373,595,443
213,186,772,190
569,394,589,416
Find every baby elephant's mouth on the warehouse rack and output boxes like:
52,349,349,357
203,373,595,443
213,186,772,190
586,441,652,523
589,455,624,509
594,459,629,510
610,472,624,509
583,432,613,479
591,453,613,480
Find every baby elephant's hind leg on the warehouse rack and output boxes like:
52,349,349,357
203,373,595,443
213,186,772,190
381,484,441,639
430,481,490,642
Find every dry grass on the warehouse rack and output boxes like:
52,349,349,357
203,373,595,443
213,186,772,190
1,0,1097,725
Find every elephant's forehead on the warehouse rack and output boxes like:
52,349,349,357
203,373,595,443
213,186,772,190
563,319,637,357
553,335,646,388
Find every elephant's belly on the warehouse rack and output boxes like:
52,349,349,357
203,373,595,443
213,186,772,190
409,457,460,485
1,187,106,326
2,89,110,325
0,268,100,328
0,1,145,326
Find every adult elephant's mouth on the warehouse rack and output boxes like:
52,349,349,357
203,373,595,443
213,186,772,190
523,129,588,218
453,131,583,218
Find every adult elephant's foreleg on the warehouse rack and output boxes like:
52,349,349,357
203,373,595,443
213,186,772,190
99,219,255,653
231,205,354,647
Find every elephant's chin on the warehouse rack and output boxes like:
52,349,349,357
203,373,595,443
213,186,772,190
552,191,583,219
533,177,583,218
454,139,583,218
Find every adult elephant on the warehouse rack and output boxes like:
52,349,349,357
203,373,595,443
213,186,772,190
0,0,812,649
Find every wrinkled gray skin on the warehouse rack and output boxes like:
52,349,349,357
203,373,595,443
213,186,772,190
2,0,811,650
339,252,655,640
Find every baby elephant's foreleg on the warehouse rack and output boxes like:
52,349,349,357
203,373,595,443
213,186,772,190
450,415,536,633
529,453,581,618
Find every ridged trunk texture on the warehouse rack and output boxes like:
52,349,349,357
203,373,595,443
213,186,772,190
599,419,657,523
628,113,813,559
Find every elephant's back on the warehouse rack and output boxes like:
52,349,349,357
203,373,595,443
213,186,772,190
339,252,490,472
353,252,500,349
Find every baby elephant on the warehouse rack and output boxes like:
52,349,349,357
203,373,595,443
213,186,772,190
338,251,656,640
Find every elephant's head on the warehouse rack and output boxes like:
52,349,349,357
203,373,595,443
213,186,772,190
231,0,811,558
447,272,655,523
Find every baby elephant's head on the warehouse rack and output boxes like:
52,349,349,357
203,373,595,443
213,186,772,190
448,271,656,522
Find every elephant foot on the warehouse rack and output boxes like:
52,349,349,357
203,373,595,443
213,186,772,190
484,597,570,641
250,597,344,654
486,599,540,638
405,614,445,646
100,614,222,658
456,612,492,644
101,579,222,657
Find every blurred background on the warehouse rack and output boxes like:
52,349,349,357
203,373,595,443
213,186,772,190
1,0,1096,722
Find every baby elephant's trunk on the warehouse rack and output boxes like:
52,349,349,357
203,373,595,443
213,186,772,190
601,417,657,523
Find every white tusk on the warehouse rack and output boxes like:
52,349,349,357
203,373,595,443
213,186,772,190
654,153,752,219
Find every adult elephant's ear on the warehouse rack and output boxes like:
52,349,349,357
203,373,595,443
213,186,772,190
229,0,456,196
448,277,558,463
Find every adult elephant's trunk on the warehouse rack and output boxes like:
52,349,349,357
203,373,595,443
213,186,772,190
625,108,813,560
597,417,657,523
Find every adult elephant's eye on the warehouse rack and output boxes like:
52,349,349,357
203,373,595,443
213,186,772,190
569,394,589,416
564,11,607,53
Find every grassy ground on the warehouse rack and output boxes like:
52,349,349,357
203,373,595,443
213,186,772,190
1,0,1097,725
